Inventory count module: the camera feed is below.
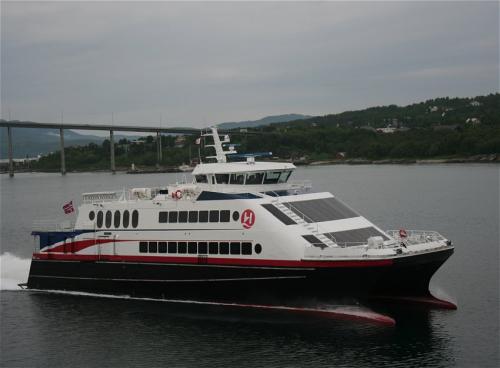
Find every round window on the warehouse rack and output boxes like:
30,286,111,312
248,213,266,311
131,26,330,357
132,210,139,228
114,210,121,228
105,210,112,228
232,211,240,221
123,210,130,228
254,243,262,254
96,211,103,228
89,211,95,221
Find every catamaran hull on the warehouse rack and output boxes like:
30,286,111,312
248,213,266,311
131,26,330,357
26,247,453,304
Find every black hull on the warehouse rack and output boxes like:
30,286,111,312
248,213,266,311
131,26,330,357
27,248,453,304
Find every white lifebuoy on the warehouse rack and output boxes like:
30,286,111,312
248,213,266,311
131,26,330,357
175,190,183,200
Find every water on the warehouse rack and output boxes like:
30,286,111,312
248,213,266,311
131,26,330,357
1,165,499,367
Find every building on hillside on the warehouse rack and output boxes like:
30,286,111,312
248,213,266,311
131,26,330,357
465,118,481,126
470,101,482,107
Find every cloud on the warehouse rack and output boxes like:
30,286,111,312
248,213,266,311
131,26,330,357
1,1,498,126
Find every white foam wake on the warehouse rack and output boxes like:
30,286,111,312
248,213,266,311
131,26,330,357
0,252,30,290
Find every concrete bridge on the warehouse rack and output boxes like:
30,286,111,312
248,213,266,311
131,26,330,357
0,121,201,177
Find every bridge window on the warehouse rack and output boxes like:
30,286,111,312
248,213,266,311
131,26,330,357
230,173,245,184
132,210,139,228
105,211,112,228
195,175,208,183
178,211,188,223
242,242,252,255
114,210,121,228
215,174,229,184
279,171,292,183
149,241,158,253
209,210,219,223
97,211,103,228
220,210,230,222
264,171,281,184
168,211,178,223
159,211,168,223
199,211,208,223
245,172,264,185
188,242,197,254
139,241,147,253
189,211,198,223
159,242,167,253
230,242,241,255
168,242,177,253
209,242,218,254
178,242,187,254
198,242,208,254
89,211,95,221
123,210,130,228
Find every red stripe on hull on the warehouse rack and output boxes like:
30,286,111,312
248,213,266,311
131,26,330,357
44,239,123,253
32,253,393,268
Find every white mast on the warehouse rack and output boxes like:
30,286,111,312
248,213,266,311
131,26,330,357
203,127,237,163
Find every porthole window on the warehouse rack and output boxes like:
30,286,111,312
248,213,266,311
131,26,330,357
105,211,112,228
114,210,121,228
232,211,240,221
254,243,262,254
97,211,103,228
89,211,95,221
123,210,130,228
132,210,139,228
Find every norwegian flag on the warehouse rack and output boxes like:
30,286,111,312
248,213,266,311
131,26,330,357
63,201,75,214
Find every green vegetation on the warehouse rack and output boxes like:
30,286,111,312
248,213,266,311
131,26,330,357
30,93,500,171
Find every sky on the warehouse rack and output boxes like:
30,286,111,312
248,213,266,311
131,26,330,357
1,0,498,129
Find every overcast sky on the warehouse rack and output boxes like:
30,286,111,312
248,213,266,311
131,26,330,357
1,1,498,128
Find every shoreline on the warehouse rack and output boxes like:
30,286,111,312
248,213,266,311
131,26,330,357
1,155,499,175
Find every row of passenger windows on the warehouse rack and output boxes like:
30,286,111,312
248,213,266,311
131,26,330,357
195,170,292,185
89,210,139,229
159,210,237,224
139,241,262,255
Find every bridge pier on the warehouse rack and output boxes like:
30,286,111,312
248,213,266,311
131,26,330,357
156,131,162,168
110,130,115,174
59,128,66,175
7,126,14,177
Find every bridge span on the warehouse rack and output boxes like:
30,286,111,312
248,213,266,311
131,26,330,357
0,121,201,177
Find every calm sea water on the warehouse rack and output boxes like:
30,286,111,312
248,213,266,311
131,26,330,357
1,165,499,367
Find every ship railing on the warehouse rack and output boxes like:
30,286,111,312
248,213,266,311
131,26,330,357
288,180,312,191
32,220,75,232
82,190,126,203
385,230,447,245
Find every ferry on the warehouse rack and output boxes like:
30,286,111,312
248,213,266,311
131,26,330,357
26,128,455,308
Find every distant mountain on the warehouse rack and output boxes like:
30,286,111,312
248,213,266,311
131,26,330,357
0,123,138,158
217,114,312,130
